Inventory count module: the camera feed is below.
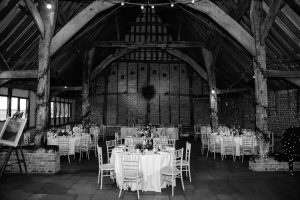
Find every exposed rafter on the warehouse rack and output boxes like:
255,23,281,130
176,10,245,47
177,0,299,87
92,41,205,48
91,48,134,80
217,87,251,94
0,70,37,79
261,0,283,42
24,0,45,38
91,47,208,81
51,86,82,91
165,48,208,81
0,50,11,70
177,0,256,55
267,70,300,78
50,1,114,56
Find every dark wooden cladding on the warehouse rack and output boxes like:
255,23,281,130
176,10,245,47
91,60,209,126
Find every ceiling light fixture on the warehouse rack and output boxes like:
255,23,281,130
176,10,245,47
46,3,52,9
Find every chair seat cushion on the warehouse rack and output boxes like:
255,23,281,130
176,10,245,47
123,170,143,179
182,160,189,166
99,163,114,170
160,166,180,175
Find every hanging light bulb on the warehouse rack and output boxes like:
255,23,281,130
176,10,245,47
151,5,155,9
141,5,144,9
46,3,52,9
121,2,125,6
211,89,216,94
191,0,195,3
171,3,174,7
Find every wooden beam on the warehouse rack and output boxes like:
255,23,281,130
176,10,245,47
91,47,208,82
217,88,251,94
36,0,57,133
0,50,11,70
202,47,218,130
91,48,134,80
261,0,283,42
24,0,45,38
51,86,82,91
92,41,205,48
250,0,269,153
50,1,114,56
115,16,120,41
0,70,37,79
165,49,208,81
177,0,300,87
82,47,95,117
267,70,300,78
177,0,256,55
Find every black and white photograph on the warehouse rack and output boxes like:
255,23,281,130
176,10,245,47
0,0,299,200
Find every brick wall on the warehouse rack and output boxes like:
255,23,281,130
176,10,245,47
268,89,300,136
218,93,255,129
0,149,60,174
218,89,300,138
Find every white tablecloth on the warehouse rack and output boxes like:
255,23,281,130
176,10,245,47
47,135,91,155
110,147,172,192
215,135,257,156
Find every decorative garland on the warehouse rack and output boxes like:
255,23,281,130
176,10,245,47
141,84,156,100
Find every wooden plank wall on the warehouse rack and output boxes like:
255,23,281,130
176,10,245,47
91,61,209,126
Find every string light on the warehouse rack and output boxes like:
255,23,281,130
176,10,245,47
141,5,144,10
171,3,174,7
151,5,155,9
191,0,195,3
121,2,124,6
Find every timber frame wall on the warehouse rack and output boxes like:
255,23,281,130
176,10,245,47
89,60,210,127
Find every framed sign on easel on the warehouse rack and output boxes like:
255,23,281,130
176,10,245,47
0,117,28,179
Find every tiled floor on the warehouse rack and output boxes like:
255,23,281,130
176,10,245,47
1,138,300,200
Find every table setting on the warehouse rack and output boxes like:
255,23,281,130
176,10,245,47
110,134,175,192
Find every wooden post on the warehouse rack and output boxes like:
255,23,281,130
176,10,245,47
82,47,95,117
202,48,218,131
36,0,57,133
250,0,282,156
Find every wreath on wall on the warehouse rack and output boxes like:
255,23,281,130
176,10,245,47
141,85,156,100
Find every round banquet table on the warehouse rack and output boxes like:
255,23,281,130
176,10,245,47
110,146,173,192
47,134,91,155
214,135,257,156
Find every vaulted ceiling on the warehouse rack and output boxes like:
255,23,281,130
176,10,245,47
0,0,299,96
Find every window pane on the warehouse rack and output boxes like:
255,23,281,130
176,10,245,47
19,98,27,119
0,96,8,121
60,103,64,118
11,97,18,116
56,102,60,118
65,103,69,117
68,104,71,118
51,102,54,118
